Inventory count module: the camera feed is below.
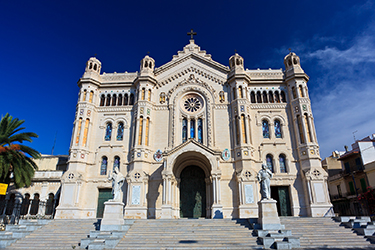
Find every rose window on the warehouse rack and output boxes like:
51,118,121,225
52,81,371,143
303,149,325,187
180,94,204,114
184,97,201,112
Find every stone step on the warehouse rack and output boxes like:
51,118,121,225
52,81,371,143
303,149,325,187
279,217,373,248
7,219,97,249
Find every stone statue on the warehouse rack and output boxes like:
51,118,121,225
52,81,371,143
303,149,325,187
108,167,125,202
257,163,273,200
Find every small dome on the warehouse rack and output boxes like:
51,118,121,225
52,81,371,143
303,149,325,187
85,57,102,74
140,55,155,75
229,53,244,71
283,52,300,69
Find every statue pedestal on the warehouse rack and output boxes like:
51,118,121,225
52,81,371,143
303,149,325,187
100,201,124,231
258,199,283,230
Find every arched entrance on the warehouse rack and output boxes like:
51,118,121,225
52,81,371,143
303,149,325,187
180,166,206,218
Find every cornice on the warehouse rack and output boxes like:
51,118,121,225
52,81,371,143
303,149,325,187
250,103,288,109
100,72,138,83
156,64,227,88
97,106,134,113
155,52,229,77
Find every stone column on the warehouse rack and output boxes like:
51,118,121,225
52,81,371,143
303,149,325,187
211,172,223,219
160,172,173,219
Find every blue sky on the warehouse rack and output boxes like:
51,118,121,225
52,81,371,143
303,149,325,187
1,0,374,159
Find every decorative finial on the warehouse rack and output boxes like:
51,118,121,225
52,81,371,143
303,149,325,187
288,48,292,53
94,53,97,57
187,29,197,40
147,51,150,55
234,49,237,54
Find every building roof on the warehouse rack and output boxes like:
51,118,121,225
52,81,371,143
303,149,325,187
338,150,359,160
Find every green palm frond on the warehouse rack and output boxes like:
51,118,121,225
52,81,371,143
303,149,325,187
0,113,40,188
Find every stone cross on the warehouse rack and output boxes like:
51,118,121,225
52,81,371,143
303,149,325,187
187,29,197,40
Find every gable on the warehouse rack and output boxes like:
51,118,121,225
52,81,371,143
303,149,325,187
154,41,229,89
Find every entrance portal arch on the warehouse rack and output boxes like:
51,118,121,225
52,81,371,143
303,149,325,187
180,165,206,218
171,151,213,218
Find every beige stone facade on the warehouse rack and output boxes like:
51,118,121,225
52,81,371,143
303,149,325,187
54,39,333,219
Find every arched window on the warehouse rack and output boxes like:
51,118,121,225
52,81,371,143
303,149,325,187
266,154,274,172
190,119,195,139
274,119,282,138
138,116,143,145
304,113,313,142
5,193,16,215
129,93,134,105
250,91,256,103
298,85,304,97
100,156,108,175
141,88,145,100
117,122,124,141
112,94,117,106
197,118,203,143
239,86,243,98
45,193,54,215
268,91,274,103
145,118,150,145
100,94,105,106
29,193,39,215
113,156,120,170
124,94,129,105
148,89,151,101
275,91,280,103
256,91,262,103
241,114,247,143
279,154,287,173
262,91,268,103
105,122,112,141
75,118,82,145
235,116,240,145
281,91,286,103
262,120,269,138
89,91,94,103
106,94,111,106
82,89,87,101
82,119,90,146
20,193,30,215
182,118,187,143
297,115,305,144
292,87,297,99
118,94,123,106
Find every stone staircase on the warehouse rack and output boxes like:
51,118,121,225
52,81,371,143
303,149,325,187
114,219,262,250
4,219,97,249
0,220,51,248
280,217,374,248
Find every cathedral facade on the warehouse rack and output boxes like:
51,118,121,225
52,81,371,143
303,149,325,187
55,39,333,219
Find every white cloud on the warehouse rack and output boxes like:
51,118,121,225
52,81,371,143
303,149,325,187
307,34,375,66
307,22,375,158
313,81,375,158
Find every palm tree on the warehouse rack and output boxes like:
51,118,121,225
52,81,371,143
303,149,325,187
0,113,40,188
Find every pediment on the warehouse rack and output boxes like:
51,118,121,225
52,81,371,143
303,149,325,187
163,139,222,174
166,138,217,156
154,41,229,88
165,138,220,159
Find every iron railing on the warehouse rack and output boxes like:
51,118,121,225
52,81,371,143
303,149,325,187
0,199,56,226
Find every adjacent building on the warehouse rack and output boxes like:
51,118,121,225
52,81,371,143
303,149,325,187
0,155,68,221
325,135,375,215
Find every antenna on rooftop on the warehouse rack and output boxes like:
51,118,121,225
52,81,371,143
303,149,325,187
51,131,58,155
353,130,358,142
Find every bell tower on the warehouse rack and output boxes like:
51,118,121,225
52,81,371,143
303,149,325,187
284,52,333,217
